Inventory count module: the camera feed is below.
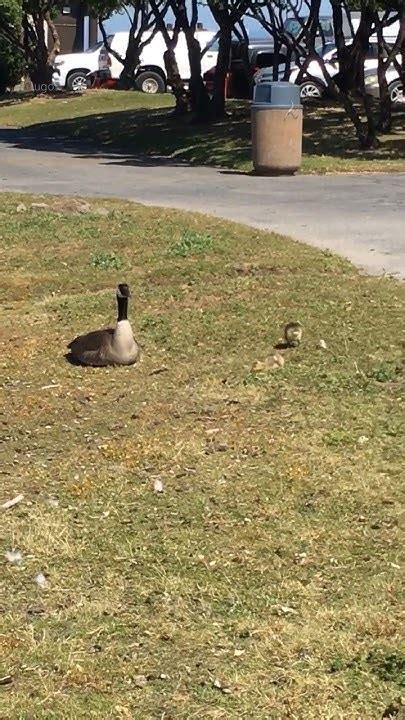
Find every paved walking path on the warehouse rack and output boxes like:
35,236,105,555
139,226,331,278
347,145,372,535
1,127,404,277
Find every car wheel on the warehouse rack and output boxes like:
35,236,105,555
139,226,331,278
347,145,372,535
135,71,166,94
66,71,90,93
299,80,324,102
389,79,403,104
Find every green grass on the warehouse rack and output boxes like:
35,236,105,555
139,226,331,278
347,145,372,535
0,89,173,125
1,90,404,173
1,193,404,719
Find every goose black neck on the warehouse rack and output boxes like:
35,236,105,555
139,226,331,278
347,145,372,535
117,295,128,321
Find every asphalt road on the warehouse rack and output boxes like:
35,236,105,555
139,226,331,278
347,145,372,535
1,127,404,278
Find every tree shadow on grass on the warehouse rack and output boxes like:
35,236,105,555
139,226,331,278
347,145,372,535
0,105,252,169
303,103,405,161
1,101,404,170
0,90,84,109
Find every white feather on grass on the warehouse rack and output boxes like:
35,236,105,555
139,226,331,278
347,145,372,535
35,572,47,588
5,550,23,564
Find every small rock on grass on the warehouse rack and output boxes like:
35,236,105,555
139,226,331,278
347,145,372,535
153,479,164,494
16,203,27,213
212,678,232,694
35,572,47,589
30,202,49,209
133,674,148,688
77,203,91,214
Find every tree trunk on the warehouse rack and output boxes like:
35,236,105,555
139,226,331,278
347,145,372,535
163,47,189,114
375,14,391,133
356,9,377,148
334,6,377,148
341,93,371,148
377,68,391,133
185,30,210,120
211,26,231,118
362,91,378,148
148,0,189,113
282,46,293,81
400,9,405,92
25,13,54,91
118,29,141,89
272,38,280,81
46,13,60,65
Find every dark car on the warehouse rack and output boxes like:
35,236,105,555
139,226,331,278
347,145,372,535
203,38,296,100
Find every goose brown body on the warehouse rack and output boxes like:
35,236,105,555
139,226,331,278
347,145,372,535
67,284,140,367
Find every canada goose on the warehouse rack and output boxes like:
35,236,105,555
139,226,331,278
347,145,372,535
284,322,302,348
67,283,140,366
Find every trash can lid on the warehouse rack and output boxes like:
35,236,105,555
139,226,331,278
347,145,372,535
253,79,302,108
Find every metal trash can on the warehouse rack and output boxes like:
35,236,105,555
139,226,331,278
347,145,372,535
251,79,303,175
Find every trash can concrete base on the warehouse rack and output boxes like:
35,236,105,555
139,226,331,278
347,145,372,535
251,105,303,176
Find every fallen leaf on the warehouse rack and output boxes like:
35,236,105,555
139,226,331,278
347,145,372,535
273,604,298,616
149,367,169,376
114,706,131,717
252,353,285,372
206,428,220,436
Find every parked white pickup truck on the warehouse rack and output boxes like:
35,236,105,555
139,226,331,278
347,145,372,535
52,30,218,93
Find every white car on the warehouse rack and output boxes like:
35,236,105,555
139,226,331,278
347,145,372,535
53,36,117,92
364,65,403,104
289,42,402,103
53,30,218,93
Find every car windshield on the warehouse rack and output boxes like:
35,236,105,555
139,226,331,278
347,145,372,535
85,37,113,53
319,19,334,35
205,39,219,52
284,19,302,36
319,42,336,57
285,17,334,37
